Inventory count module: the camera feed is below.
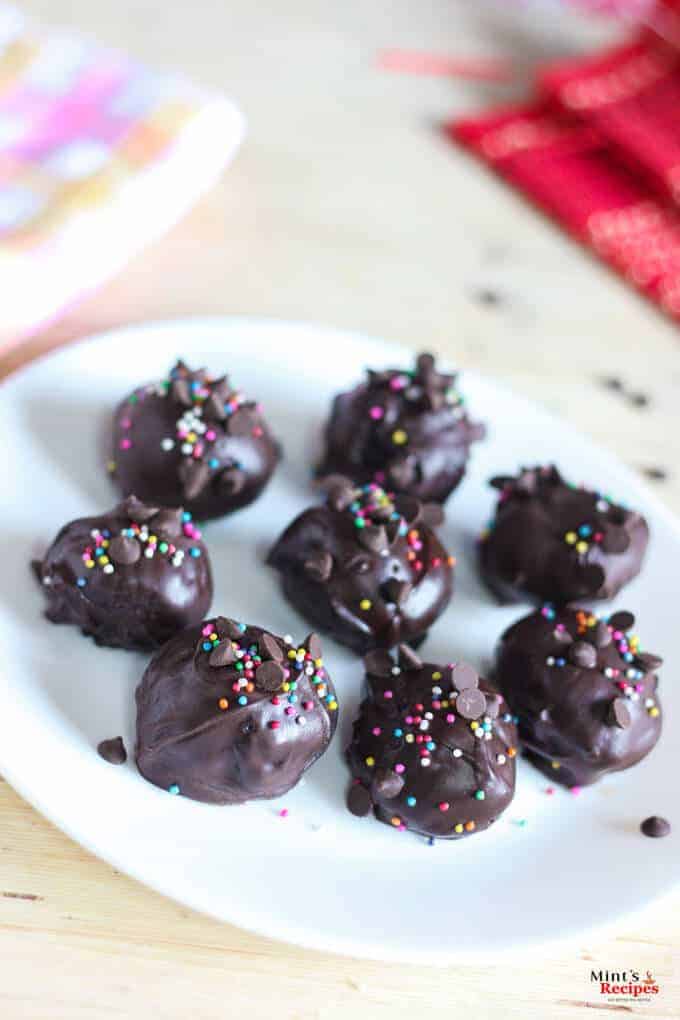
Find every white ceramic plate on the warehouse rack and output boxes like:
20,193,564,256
1,317,678,962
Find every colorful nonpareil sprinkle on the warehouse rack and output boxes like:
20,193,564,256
81,511,202,575
200,623,338,723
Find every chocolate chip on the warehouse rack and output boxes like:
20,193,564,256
255,660,285,692
415,352,436,377
515,470,538,495
108,535,141,565
489,475,515,491
170,378,192,407
322,476,357,512
209,642,236,667
218,467,244,495
456,687,486,719
629,391,650,409
568,641,597,669
358,525,389,555
640,816,671,838
179,459,211,500
601,527,630,554
608,611,635,632
364,649,394,677
421,503,445,528
210,376,232,401
600,376,623,392
371,768,404,800
384,520,402,544
381,578,411,606
203,392,227,421
473,288,502,308
370,504,393,524
450,663,478,692
260,633,284,661
215,616,246,640
637,651,663,672
394,495,421,524
347,784,373,817
303,550,333,582
387,458,416,489
97,736,127,765
150,507,184,537
608,698,631,729
398,644,422,670
608,505,627,525
121,495,159,522
579,563,606,593
642,466,668,482
367,369,392,386
304,632,323,660
227,407,259,436
594,621,612,648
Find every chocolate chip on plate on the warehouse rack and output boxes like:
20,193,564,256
640,816,671,839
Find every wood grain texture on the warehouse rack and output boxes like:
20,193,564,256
0,2,679,1017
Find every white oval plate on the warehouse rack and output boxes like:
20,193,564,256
1,317,678,962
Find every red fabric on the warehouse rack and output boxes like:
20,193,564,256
449,23,680,323
539,37,680,204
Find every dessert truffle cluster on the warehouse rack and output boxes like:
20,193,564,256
33,495,212,651
346,647,517,838
268,476,455,654
31,345,667,844
110,359,281,520
318,352,484,504
479,465,649,604
136,618,338,804
494,606,662,787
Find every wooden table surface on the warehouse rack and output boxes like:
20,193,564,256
1,2,679,1017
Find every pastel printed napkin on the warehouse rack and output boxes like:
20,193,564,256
0,5,244,348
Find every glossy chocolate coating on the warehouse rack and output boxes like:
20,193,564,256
267,478,454,655
479,465,649,604
346,647,517,839
33,496,213,651
317,352,484,504
110,360,281,520
494,606,662,787
135,617,338,804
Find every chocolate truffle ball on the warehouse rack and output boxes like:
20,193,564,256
479,465,649,604
267,478,455,655
110,359,281,520
346,647,517,839
494,606,662,787
317,352,484,504
135,617,338,804
33,496,212,651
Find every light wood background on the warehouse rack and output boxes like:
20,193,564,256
1,2,678,1017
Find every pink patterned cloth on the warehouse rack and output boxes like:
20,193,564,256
0,5,244,349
